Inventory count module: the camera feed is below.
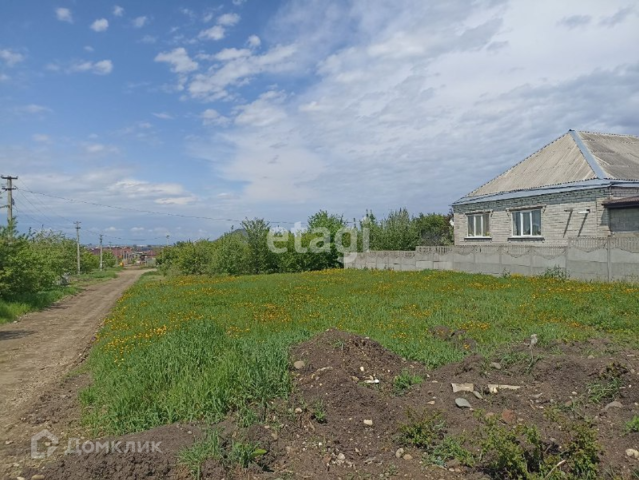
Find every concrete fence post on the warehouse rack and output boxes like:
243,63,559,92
529,247,534,276
607,237,612,282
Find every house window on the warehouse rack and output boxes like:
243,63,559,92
467,213,490,237
512,209,542,237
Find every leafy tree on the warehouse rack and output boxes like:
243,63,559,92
208,231,250,276
102,250,117,268
305,210,347,269
414,212,453,246
241,218,277,274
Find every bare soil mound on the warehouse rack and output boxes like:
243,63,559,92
15,329,639,479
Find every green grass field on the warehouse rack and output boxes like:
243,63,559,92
81,269,639,435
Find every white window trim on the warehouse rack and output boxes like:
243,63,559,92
511,208,542,238
466,212,491,238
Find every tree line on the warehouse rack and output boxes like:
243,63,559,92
159,209,452,276
0,222,116,300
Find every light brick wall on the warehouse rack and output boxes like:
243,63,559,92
452,188,611,246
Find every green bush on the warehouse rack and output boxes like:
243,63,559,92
0,223,87,298
158,209,452,278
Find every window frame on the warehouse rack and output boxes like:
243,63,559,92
466,212,491,238
511,208,542,238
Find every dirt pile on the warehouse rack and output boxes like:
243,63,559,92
13,329,639,479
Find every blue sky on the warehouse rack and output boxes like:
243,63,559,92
1,0,638,244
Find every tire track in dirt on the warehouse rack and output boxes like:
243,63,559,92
0,269,146,440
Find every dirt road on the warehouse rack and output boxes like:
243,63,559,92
0,269,146,439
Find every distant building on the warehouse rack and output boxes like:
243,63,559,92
452,130,639,245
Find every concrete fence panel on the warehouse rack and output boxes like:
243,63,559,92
345,238,639,282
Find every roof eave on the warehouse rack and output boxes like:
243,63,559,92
452,179,639,207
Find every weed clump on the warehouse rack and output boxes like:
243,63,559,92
178,430,268,478
625,415,639,433
399,409,446,449
393,370,423,395
476,414,600,480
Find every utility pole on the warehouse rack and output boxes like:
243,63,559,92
1,175,18,225
75,221,81,275
99,234,104,271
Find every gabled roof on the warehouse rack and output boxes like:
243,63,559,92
454,130,639,205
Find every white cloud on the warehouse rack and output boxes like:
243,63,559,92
32,134,51,143
185,0,639,215
180,8,197,20
155,48,198,73
132,16,148,28
15,104,52,115
199,25,225,41
140,35,157,44
108,179,189,200
0,73,9,82
85,143,119,155
217,13,240,26
9,0,639,237
187,44,298,100
247,35,261,48
55,7,73,23
210,48,252,62
153,112,173,120
113,5,124,17
84,45,94,52
90,18,109,32
0,49,25,67
154,196,197,205
70,59,113,75
200,108,229,126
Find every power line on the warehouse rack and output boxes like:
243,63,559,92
13,196,164,243
13,196,74,231
16,189,65,228
20,187,75,225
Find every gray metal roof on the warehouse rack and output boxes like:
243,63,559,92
455,130,639,205
579,132,639,181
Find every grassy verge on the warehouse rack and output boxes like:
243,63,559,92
0,267,123,325
80,269,639,435
0,287,80,324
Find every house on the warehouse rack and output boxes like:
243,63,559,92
452,130,639,245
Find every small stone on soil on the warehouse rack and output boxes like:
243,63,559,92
403,454,413,460
626,448,639,459
604,401,623,410
395,448,404,458
455,398,471,409
501,409,516,424
451,383,474,393
473,391,483,400
293,360,306,370
363,419,373,426
490,362,502,370
295,408,303,414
